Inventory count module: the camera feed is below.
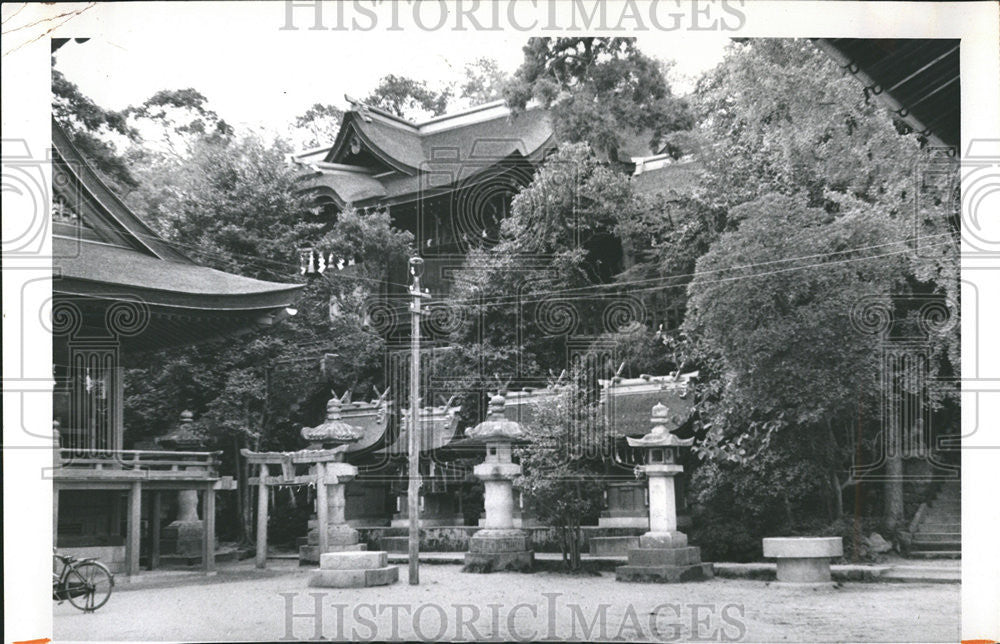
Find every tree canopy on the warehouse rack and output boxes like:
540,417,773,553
505,37,694,164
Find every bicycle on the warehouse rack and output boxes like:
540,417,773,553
53,551,115,612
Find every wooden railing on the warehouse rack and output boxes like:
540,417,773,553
54,449,222,479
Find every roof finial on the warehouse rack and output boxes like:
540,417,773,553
345,94,373,122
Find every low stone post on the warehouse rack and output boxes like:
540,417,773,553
463,394,533,572
616,403,712,583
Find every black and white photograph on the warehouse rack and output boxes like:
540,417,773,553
3,1,999,642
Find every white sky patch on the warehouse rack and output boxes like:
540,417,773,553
51,3,730,139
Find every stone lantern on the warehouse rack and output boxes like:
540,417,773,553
299,394,366,565
157,410,209,560
463,393,533,572
616,402,712,583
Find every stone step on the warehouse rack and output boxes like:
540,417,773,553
626,546,702,567
908,550,961,559
882,566,960,584
917,522,960,531
463,550,534,573
910,532,961,543
319,551,388,570
616,562,713,583
911,539,961,551
589,536,639,557
309,565,399,588
298,543,366,565
380,537,409,553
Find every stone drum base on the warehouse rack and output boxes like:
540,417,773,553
309,551,399,588
463,529,534,573
762,537,842,586
616,532,712,584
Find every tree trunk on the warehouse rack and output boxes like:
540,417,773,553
826,419,843,520
884,454,905,531
884,416,905,531
831,471,844,520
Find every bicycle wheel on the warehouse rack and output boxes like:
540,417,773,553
64,561,114,611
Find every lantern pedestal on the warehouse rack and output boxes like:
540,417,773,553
464,463,533,571
615,465,712,582
299,462,366,564
462,395,534,573
615,404,712,583
306,463,399,587
464,460,533,572
298,393,397,587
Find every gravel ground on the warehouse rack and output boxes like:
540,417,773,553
54,563,959,642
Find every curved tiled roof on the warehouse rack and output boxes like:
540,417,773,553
299,169,387,206
54,237,302,310
312,102,556,205
52,120,302,316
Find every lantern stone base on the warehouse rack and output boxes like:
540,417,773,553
162,520,205,557
298,521,366,565
308,551,398,588
616,532,712,583
463,529,534,573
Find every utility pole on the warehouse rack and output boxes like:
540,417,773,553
407,256,429,585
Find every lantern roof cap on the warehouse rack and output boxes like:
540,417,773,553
626,402,694,449
302,392,364,446
465,393,526,442
156,410,206,449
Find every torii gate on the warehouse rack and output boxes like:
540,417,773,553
242,446,356,568
242,393,363,568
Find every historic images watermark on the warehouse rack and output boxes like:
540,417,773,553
279,0,747,34
280,591,747,641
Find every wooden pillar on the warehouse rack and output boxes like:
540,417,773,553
150,491,161,570
316,463,329,555
256,475,268,569
127,481,142,577
203,485,216,575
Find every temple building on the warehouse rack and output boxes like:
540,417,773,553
51,120,303,576
289,99,705,546
292,99,556,299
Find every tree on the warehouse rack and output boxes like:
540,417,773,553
681,39,959,535
293,103,344,149
515,381,606,571
457,57,511,106
363,74,450,120
125,88,233,157
126,133,319,280
436,142,655,416
505,38,694,164
52,65,139,191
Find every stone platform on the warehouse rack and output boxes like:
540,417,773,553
616,532,712,583
309,551,399,588
463,529,533,572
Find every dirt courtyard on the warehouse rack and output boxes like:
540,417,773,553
54,562,959,642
